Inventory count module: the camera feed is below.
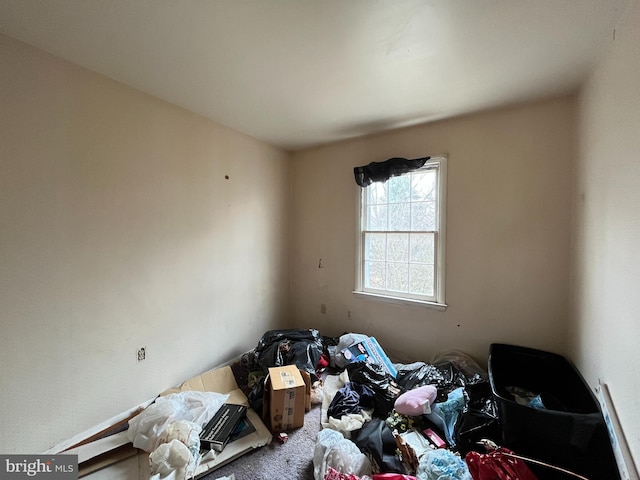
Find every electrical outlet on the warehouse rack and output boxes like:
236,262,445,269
137,347,146,362
320,304,326,314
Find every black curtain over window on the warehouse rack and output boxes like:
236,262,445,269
353,156,430,187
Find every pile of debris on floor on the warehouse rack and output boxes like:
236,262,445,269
67,328,620,480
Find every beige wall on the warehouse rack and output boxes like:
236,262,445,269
5,6,638,461
572,0,640,466
0,34,291,453
291,97,575,365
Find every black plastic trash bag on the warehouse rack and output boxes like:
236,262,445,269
454,410,501,456
395,362,455,403
396,352,487,403
351,417,405,473
346,362,403,418
252,328,325,380
454,381,500,456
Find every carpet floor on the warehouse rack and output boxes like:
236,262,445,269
201,405,322,480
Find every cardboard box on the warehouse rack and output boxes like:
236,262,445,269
159,365,272,478
263,365,306,432
299,369,312,412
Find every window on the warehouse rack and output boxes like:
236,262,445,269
355,156,447,308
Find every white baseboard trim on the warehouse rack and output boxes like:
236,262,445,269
596,380,639,480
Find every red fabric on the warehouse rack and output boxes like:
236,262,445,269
466,448,538,480
318,353,330,370
324,467,365,480
372,474,417,480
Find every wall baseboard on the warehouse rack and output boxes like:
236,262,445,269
596,380,639,480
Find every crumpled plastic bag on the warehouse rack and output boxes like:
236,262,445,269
164,421,202,466
416,449,471,480
333,333,371,369
314,428,372,480
149,420,202,479
432,351,487,383
149,439,192,479
128,391,228,452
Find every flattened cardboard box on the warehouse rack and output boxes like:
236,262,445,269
159,365,271,478
263,365,307,432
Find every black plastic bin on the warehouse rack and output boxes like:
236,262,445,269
488,343,620,480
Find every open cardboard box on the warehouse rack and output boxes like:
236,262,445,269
159,365,272,478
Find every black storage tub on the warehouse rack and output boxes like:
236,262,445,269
488,343,619,480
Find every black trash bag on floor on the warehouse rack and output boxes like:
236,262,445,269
396,358,485,403
453,381,501,456
454,410,501,456
346,362,403,418
395,363,455,403
253,328,324,381
351,417,405,473
464,381,498,417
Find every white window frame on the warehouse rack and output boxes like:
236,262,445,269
353,156,447,310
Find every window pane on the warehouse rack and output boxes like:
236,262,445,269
368,182,387,204
389,203,410,231
410,201,436,231
410,233,434,264
367,204,388,231
365,233,386,261
359,157,445,303
387,263,409,292
389,175,410,203
387,233,409,262
409,264,434,296
365,261,386,289
411,170,436,202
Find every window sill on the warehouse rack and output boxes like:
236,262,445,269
352,291,447,311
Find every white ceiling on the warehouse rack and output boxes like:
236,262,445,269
0,0,628,151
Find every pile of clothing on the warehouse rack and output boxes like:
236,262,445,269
241,329,540,480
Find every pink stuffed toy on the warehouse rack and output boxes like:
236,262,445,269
394,385,438,416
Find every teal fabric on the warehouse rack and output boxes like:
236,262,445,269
416,448,471,480
425,387,466,446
